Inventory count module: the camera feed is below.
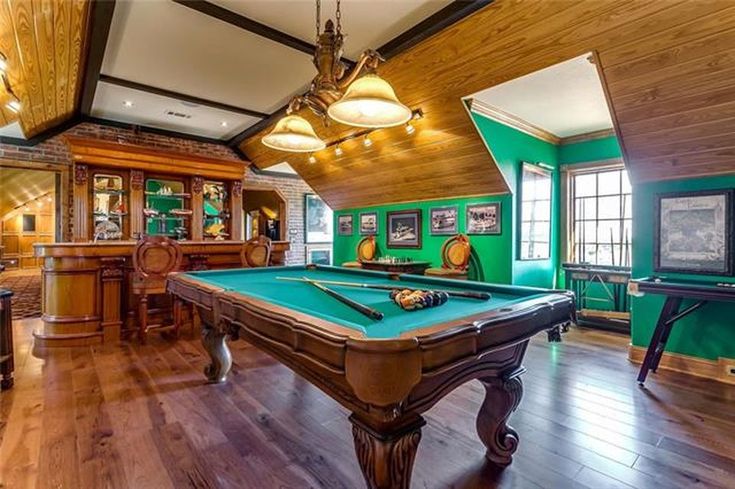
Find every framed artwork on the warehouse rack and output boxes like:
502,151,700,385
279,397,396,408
337,215,353,236
306,244,333,265
387,210,422,248
304,194,333,243
654,190,733,275
429,206,458,235
359,212,378,235
467,203,501,235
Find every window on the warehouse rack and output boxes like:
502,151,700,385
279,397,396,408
571,167,632,266
519,163,552,260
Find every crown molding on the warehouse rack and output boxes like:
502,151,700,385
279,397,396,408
559,128,616,145
470,99,560,145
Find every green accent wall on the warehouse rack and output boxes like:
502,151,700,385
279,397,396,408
557,136,622,165
631,175,735,360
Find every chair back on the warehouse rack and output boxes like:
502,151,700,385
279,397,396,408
133,236,183,280
440,234,471,271
241,235,272,268
356,236,377,262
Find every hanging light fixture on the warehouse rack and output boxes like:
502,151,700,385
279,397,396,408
262,0,411,152
1,54,20,114
262,114,326,152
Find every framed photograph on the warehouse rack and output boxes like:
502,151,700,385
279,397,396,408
304,194,333,243
387,210,422,248
359,212,378,235
306,244,333,265
467,202,501,235
655,190,733,275
337,215,353,236
429,206,458,235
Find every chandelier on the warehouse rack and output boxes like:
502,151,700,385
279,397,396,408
262,0,412,153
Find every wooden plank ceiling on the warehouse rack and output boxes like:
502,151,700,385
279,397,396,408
241,0,735,209
0,0,90,138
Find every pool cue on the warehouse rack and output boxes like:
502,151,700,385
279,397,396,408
300,277,384,321
277,277,491,301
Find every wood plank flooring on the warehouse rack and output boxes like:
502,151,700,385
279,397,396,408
1,319,734,489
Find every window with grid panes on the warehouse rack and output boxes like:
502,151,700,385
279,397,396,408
519,163,552,260
572,168,632,266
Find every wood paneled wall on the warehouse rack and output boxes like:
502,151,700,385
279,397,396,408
1,195,54,269
241,0,735,208
0,0,90,137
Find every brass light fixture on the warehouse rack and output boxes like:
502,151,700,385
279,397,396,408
1,51,21,114
262,0,411,152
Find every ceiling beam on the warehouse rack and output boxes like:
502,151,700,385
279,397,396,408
377,0,494,60
80,0,117,115
98,74,269,119
171,0,317,57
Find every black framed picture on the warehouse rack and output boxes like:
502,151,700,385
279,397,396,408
22,214,36,232
359,212,378,235
655,189,733,275
337,215,353,236
467,203,501,235
304,194,333,243
387,210,422,248
429,206,458,235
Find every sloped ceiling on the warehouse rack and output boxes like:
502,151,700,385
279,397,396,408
241,0,735,209
0,167,55,217
0,0,90,138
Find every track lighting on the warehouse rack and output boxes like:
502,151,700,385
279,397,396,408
405,122,415,135
334,145,343,157
308,153,317,164
363,135,373,148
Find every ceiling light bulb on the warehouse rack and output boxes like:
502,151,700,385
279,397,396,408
24,206,30,212
262,114,326,153
327,74,412,128
334,145,343,157
405,122,415,135
6,95,20,113
308,154,317,164
363,135,373,148
46,196,52,202
220,121,228,127
0,53,7,75
123,100,133,108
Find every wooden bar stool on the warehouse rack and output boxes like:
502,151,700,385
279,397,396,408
342,236,377,268
132,236,184,343
241,235,272,267
425,234,472,280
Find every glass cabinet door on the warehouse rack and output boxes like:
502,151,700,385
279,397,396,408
144,178,191,239
203,181,230,240
92,173,127,240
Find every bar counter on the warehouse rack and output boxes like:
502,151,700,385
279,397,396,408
33,240,290,347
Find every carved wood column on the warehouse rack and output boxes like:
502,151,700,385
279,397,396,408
130,170,144,239
100,257,125,342
230,180,243,241
191,176,204,241
72,164,89,242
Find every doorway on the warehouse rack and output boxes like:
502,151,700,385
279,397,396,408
242,186,287,242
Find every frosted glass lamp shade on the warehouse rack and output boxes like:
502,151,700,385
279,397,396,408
261,114,326,152
327,74,412,128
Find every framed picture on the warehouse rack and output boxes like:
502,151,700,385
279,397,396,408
429,206,458,235
337,215,353,236
654,190,733,275
387,210,422,248
467,202,501,235
359,212,378,235
306,244,333,265
305,194,333,243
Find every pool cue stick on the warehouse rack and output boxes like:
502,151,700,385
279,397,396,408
276,277,491,301
300,277,384,320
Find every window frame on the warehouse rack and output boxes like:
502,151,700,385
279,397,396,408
517,161,553,261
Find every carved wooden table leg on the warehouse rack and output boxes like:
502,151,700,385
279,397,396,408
350,414,425,489
201,322,232,384
476,368,525,466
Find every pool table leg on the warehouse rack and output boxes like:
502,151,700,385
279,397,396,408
201,323,232,384
350,414,425,489
476,368,524,466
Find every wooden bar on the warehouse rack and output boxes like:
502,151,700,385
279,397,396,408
33,240,290,347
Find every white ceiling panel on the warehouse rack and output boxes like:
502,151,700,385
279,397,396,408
0,122,26,139
471,54,613,138
102,0,315,114
209,0,453,59
91,81,261,139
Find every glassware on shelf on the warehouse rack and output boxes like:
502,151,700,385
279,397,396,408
145,178,189,239
92,174,126,240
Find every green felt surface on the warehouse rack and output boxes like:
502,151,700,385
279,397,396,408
184,266,548,339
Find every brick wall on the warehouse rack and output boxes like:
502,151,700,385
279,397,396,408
0,122,315,264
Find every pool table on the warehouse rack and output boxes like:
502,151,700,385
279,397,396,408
167,265,575,489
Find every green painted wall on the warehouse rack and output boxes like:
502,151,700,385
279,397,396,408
631,175,735,360
557,136,622,165
332,195,513,284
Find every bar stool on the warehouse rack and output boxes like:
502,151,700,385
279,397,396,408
241,235,272,267
342,236,377,268
132,236,184,343
425,234,472,280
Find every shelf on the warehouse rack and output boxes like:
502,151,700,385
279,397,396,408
145,192,191,199
146,216,190,221
93,189,126,195
94,212,128,217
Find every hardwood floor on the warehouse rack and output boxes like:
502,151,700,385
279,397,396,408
1,319,734,489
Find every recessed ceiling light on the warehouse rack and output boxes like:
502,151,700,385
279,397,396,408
220,121,228,127
123,100,133,108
